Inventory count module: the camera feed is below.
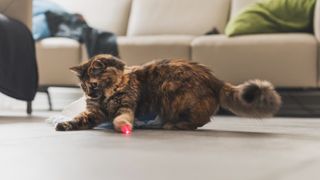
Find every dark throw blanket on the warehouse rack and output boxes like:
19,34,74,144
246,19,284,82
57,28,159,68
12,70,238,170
0,14,38,101
45,11,118,58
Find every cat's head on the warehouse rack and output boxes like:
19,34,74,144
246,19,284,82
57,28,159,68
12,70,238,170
70,54,125,99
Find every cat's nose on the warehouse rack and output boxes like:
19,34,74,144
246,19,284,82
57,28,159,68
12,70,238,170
91,83,99,90
89,91,101,99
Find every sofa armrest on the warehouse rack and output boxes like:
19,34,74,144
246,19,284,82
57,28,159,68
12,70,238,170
0,0,32,30
314,0,320,41
314,0,320,86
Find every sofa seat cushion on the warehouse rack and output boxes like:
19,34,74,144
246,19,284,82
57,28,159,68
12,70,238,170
127,0,230,36
36,37,81,85
191,34,317,87
117,35,195,65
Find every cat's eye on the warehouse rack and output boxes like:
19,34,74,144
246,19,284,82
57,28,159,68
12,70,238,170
80,83,86,90
91,82,99,90
91,83,97,87
93,60,105,69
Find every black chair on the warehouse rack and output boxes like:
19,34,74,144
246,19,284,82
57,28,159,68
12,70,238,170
0,15,38,115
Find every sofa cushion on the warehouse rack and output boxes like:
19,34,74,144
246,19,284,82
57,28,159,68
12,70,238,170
226,0,316,36
127,0,230,36
49,0,132,35
117,35,194,65
36,37,81,85
230,0,257,17
191,34,317,87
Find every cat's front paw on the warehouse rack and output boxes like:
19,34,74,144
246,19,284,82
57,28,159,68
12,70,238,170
55,122,75,131
113,117,133,133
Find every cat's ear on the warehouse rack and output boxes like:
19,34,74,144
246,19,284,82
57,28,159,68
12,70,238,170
92,54,126,71
70,65,85,77
112,57,126,71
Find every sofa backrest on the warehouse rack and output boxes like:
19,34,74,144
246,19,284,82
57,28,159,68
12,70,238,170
50,0,132,35
49,0,261,36
230,0,258,17
127,0,231,36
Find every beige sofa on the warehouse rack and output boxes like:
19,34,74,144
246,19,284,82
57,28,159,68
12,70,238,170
0,0,32,29
36,0,320,88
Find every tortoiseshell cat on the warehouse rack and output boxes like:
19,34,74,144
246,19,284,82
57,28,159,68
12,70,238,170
55,54,281,132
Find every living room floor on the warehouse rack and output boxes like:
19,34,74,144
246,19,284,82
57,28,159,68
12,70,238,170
1,109,320,180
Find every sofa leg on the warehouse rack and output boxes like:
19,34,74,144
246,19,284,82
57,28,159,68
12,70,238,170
27,101,32,115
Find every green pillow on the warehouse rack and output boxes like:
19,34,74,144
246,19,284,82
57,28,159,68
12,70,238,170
225,0,316,37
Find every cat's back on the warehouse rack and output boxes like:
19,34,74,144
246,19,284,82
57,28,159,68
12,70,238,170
136,58,205,77
133,58,223,89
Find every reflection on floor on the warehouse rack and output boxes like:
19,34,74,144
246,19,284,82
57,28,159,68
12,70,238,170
0,110,320,180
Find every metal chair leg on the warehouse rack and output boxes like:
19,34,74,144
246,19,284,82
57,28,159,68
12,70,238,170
38,85,53,111
27,101,32,115
46,90,53,111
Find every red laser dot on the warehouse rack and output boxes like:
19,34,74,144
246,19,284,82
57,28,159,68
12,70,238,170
121,124,132,135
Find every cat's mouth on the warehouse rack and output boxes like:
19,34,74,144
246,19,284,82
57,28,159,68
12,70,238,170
88,91,102,99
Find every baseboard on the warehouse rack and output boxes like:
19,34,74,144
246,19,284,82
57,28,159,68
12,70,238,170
276,89,320,117
218,89,320,117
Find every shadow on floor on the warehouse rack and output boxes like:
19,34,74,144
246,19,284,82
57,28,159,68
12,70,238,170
95,128,302,140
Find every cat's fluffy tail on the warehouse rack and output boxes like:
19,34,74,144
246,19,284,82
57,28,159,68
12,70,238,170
219,79,281,118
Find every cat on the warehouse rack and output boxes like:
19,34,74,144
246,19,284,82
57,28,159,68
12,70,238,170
55,54,281,132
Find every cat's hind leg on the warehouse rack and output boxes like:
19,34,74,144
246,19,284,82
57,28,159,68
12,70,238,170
177,97,219,130
162,96,218,130
162,122,177,130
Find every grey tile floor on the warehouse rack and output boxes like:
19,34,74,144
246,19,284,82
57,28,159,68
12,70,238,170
0,111,320,180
